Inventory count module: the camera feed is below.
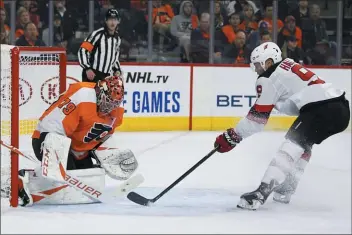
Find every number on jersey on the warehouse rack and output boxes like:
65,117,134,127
280,59,325,86
44,93,76,116
58,98,76,115
256,85,263,98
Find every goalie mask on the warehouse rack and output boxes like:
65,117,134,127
96,75,124,114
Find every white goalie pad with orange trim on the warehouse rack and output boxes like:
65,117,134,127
41,133,71,181
28,168,105,205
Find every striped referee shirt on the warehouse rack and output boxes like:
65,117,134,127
78,27,121,75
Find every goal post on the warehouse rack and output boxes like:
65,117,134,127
1,45,67,207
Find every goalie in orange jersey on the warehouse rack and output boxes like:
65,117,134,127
4,75,139,207
31,75,128,170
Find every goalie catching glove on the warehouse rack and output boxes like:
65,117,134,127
93,148,138,180
214,128,242,153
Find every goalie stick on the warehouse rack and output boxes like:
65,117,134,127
1,140,144,203
127,146,219,206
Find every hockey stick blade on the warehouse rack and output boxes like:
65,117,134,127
114,174,145,196
127,147,219,206
127,191,153,206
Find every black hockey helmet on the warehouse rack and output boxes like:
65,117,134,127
105,8,120,22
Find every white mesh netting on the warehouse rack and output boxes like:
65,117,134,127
1,45,14,196
1,44,64,204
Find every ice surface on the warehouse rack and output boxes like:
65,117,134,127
1,131,351,234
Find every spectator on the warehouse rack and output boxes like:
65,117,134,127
0,7,10,44
15,22,45,46
152,0,174,51
130,0,147,11
223,30,249,64
190,12,222,63
240,2,258,37
289,0,310,28
42,14,66,49
306,40,337,65
171,0,185,15
247,20,270,51
281,36,304,63
221,11,244,44
218,0,231,9
0,24,9,44
192,0,210,18
260,30,272,44
97,0,115,23
170,0,199,62
301,4,329,51
54,0,77,46
261,0,289,22
261,5,284,32
226,0,260,18
214,1,226,30
15,7,31,39
277,15,302,48
17,0,41,30
118,8,148,61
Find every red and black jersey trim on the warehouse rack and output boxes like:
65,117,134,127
246,104,274,124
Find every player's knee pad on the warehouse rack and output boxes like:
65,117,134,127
41,133,71,180
272,139,305,174
262,140,305,185
279,139,305,161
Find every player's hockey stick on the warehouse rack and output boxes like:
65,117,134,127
0,140,144,202
127,146,219,206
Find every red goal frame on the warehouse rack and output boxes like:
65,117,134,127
8,46,66,207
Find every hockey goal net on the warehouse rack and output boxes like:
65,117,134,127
1,45,66,207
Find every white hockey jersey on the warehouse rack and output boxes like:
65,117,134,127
235,58,345,138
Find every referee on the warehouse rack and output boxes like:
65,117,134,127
78,9,122,83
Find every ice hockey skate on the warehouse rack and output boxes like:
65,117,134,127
272,173,297,204
237,180,277,210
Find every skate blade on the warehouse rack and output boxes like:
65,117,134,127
237,198,261,210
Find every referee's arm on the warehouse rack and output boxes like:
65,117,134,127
112,37,122,76
78,29,101,70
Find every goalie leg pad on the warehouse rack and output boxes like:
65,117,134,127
41,133,71,181
93,148,138,180
28,168,105,205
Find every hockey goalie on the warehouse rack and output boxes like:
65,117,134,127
2,75,139,207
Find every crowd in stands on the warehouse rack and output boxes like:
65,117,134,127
1,0,351,65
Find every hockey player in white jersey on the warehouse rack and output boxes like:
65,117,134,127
214,42,350,210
